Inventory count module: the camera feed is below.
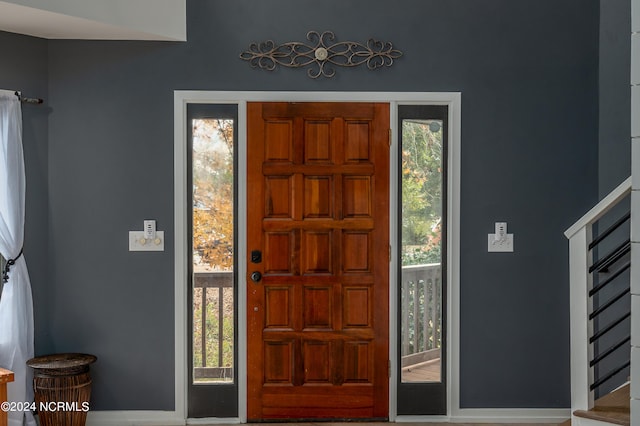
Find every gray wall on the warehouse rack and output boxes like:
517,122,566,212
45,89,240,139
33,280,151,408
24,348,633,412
594,0,632,397
2,0,605,411
599,0,631,197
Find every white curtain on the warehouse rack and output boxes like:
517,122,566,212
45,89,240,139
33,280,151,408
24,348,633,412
0,90,36,426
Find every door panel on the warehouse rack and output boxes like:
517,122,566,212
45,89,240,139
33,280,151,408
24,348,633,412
247,102,389,420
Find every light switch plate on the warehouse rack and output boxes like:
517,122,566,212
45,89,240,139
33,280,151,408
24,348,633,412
488,234,514,252
129,230,165,251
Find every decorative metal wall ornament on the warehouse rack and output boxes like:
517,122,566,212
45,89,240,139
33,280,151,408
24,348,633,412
239,31,403,79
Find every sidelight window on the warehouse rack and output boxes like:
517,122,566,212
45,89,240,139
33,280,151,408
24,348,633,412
400,118,444,383
397,104,448,415
397,105,449,415
187,103,239,419
191,117,235,384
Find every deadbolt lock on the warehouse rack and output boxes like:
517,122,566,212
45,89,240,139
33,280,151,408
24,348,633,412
251,250,262,263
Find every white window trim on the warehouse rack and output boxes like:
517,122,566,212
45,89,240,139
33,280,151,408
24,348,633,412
173,91,461,423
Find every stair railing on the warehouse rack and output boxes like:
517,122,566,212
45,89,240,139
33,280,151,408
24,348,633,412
564,177,632,416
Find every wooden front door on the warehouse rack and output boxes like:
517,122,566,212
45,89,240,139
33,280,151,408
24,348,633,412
247,102,390,420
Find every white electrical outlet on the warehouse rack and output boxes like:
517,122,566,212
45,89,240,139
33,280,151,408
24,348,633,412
144,220,156,239
488,222,514,252
129,230,164,251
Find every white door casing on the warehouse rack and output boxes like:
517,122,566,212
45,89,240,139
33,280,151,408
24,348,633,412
174,91,461,423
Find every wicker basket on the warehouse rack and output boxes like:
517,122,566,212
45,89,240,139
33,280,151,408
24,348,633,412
27,353,96,426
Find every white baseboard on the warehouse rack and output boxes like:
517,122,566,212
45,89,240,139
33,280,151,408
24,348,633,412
86,411,185,426
397,408,572,423
451,408,571,423
86,409,570,425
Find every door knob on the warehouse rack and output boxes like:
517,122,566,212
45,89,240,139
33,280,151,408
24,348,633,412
250,271,262,283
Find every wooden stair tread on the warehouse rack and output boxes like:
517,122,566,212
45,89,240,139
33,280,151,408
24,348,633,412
573,383,630,426
573,409,630,425
593,383,630,412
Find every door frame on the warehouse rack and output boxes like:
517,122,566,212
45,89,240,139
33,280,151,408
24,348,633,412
174,91,461,423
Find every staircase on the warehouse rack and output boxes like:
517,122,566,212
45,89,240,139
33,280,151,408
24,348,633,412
573,382,630,425
564,177,632,426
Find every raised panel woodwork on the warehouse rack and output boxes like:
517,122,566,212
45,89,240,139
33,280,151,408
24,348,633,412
302,231,332,274
248,102,389,420
264,341,293,383
343,287,372,327
342,231,371,272
265,286,293,328
261,386,375,413
344,341,372,383
304,120,332,163
303,286,332,328
265,121,293,162
344,121,370,162
264,232,293,274
303,176,332,218
343,176,371,217
303,341,331,383
265,176,292,218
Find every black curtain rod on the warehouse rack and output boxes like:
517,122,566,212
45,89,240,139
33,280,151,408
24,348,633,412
14,91,43,105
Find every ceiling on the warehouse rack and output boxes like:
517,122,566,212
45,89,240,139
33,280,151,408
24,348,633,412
0,1,185,40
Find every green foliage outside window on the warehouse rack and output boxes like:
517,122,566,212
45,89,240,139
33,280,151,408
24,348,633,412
401,120,443,266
